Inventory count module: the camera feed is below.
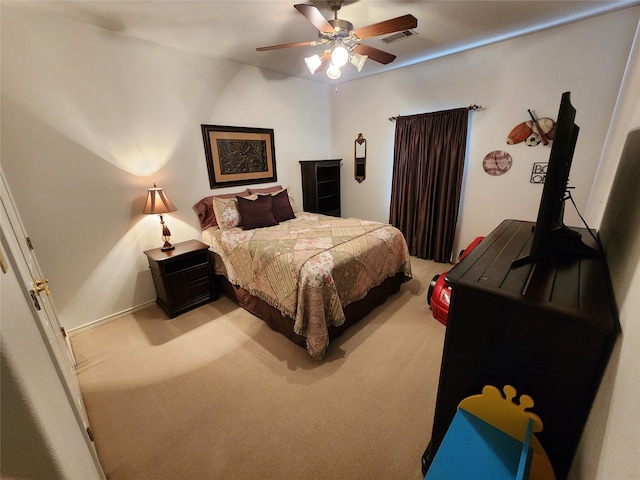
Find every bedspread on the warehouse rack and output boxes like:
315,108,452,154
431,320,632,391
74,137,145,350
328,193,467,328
204,213,412,359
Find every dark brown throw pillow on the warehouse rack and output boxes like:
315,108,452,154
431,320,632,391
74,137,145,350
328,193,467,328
269,189,296,222
236,194,278,230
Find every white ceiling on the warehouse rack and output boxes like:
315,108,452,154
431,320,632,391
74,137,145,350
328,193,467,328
10,0,639,84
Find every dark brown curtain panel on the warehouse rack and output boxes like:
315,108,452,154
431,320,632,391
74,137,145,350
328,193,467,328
389,108,469,262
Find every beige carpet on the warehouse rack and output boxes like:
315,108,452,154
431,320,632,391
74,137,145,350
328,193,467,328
71,257,448,480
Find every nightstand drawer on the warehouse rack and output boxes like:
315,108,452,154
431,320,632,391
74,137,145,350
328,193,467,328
163,252,208,275
165,264,210,289
170,279,212,306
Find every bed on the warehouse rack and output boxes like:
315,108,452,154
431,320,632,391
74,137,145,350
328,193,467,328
195,187,412,359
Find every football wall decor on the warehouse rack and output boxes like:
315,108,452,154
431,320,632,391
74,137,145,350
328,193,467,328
507,116,555,146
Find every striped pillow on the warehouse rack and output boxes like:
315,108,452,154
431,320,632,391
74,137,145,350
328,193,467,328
269,189,295,222
236,194,278,230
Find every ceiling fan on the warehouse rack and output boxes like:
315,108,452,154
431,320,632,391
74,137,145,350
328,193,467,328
256,1,418,79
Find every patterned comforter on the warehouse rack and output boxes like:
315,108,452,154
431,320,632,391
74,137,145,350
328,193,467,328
203,212,412,359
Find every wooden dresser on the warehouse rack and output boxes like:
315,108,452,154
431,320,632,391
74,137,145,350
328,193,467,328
422,219,619,479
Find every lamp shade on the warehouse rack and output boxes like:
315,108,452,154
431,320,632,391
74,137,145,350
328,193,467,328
305,54,323,74
143,184,177,215
350,53,368,72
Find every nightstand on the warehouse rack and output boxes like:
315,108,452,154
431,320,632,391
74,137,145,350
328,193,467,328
143,239,217,318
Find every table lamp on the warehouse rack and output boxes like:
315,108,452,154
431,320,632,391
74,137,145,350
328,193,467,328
143,183,177,251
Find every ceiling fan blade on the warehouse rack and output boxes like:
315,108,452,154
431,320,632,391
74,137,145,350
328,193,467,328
294,4,335,34
256,40,318,51
353,14,418,39
353,44,396,65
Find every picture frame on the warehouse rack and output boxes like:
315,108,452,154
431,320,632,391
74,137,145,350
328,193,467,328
201,125,277,189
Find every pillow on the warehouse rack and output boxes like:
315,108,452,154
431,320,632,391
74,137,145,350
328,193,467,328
288,194,299,213
269,189,295,222
193,197,218,230
193,189,250,230
212,196,243,229
236,194,278,230
248,185,283,194
254,186,298,214
215,189,251,199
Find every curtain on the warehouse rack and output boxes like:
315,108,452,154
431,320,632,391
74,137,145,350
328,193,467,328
389,108,469,262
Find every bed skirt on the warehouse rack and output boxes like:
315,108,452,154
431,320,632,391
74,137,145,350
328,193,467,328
215,272,405,349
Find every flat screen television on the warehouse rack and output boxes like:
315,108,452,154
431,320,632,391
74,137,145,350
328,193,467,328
513,91,599,267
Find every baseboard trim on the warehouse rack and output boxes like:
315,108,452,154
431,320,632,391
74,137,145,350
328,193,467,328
68,301,157,336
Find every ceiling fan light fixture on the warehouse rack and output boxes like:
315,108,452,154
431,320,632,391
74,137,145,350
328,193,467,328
304,54,323,74
326,62,341,79
350,52,368,72
257,3,417,81
330,43,349,67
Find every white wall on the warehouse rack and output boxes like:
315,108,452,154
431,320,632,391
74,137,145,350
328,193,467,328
574,20,640,479
332,7,640,256
1,5,332,330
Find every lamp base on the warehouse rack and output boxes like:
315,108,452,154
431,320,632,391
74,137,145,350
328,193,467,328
161,242,175,252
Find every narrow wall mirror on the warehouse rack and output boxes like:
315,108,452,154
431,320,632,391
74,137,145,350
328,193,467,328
355,133,366,183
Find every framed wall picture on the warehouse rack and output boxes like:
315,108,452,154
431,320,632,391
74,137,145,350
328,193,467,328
201,125,277,188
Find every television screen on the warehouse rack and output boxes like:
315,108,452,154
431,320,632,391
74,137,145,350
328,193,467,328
513,92,599,267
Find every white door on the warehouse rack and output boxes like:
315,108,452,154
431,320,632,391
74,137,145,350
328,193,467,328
0,174,77,362
0,171,99,465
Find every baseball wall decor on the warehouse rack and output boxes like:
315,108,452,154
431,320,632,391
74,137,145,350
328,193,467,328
482,150,513,176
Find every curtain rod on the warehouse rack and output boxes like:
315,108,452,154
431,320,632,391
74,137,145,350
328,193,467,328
388,104,483,122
